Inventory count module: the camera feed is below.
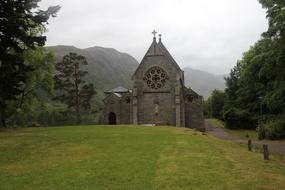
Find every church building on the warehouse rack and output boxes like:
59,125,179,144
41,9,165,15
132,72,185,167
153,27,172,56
103,31,205,131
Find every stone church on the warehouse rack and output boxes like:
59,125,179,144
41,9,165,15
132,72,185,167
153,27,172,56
103,32,205,131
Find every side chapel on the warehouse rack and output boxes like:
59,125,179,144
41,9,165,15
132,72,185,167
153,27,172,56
103,31,205,131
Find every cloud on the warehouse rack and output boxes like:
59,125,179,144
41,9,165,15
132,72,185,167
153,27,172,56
39,0,267,74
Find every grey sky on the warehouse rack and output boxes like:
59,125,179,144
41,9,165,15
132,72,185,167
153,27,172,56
40,0,268,74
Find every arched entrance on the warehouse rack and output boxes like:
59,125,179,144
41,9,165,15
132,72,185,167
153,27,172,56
108,112,117,125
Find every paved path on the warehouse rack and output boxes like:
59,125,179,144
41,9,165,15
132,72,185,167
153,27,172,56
205,119,285,156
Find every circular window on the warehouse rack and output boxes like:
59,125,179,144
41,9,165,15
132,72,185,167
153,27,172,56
143,67,168,89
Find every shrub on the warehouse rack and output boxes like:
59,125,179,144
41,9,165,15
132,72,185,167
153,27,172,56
259,119,285,140
223,107,256,129
257,124,266,140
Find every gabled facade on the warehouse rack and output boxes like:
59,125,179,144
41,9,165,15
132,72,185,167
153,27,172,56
103,34,205,131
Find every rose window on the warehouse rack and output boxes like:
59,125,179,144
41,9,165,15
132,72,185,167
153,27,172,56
143,67,168,89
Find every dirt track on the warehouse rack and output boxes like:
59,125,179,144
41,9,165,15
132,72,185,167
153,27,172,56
205,119,285,156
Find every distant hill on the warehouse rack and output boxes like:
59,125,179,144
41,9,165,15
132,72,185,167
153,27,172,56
183,67,226,99
47,45,226,99
46,45,139,90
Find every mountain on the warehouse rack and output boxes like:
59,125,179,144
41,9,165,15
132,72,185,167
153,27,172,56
183,67,226,99
47,45,226,99
46,45,139,90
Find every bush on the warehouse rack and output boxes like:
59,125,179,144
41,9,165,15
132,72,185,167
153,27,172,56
257,124,266,140
223,107,257,129
259,119,285,140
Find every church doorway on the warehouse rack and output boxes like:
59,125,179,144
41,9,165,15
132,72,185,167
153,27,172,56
108,112,117,125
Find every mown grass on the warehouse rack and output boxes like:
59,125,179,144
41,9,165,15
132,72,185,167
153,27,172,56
212,119,258,140
0,125,285,190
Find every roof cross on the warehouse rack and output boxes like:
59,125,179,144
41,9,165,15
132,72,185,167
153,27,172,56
152,30,157,38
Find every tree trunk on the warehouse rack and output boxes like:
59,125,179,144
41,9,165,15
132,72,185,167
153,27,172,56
74,63,80,125
0,107,7,128
1,117,6,128
76,94,80,125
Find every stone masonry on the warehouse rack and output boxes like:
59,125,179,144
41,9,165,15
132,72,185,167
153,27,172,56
103,32,205,131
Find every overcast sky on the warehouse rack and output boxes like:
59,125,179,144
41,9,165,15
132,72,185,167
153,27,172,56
39,0,268,75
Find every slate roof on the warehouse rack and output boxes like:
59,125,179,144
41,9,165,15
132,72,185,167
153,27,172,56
183,86,202,98
113,93,122,97
105,86,129,93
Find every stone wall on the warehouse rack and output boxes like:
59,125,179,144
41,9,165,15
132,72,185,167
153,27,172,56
185,97,205,131
119,94,131,124
103,93,131,125
132,55,183,126
103,37,205,130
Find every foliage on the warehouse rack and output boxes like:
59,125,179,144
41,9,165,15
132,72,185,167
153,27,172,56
54,53,96,124
5,48,58,127
204,90,225,120
222,0,285,138
0,0,60,127
258,116,285,140
223,107,256,129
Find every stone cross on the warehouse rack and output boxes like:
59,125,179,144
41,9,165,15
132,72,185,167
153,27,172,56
152,30,157,38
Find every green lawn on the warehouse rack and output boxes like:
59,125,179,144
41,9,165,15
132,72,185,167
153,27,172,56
212,119,259,140
1,125,285,190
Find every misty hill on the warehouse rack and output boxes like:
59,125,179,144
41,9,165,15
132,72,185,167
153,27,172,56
47,45,226,99
183,67,226,98
46,45,139,90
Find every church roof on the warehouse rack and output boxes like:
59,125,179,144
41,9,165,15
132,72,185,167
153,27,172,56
113,93,122,97
132,36,182,79
157,39,182,73
105,86,129,93
145,37,164,56
183,86,202,98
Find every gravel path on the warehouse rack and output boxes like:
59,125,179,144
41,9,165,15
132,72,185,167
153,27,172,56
205,119,285,156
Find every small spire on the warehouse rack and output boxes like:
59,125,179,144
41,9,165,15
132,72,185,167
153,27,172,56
152,30,157,41
159,34,162,42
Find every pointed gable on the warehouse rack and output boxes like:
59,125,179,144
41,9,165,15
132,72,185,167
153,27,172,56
157,40,182,73
132,36,182,80
145,38,164,56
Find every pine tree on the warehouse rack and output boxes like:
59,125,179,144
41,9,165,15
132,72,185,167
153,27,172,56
54,53,96,125
0,0,60,127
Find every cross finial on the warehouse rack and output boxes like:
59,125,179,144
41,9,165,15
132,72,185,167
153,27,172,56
152,30,157,38
159,34,162,42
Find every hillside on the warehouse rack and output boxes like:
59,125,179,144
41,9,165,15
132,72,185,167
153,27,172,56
184,67,226,98
46,45,139,90
47,45,226,99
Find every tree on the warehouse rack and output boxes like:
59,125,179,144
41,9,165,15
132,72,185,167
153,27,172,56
19,48,56,107
7,48,57,127
222,0,285,136
210,90,225,120
204,90,225,120
54,53,96,125
0,0,60,127
258,0,285,115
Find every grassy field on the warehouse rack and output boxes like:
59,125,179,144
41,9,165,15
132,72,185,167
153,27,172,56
211,119,259,140
1,125,285,190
